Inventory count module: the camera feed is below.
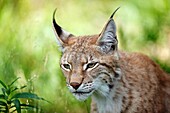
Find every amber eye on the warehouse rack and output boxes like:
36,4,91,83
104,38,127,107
86,62,98,70
61,63,71,71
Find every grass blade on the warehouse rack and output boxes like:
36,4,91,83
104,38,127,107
8,77,20,87
11,87,19,93
20,85,27,90
0,80,7,89
11,85,27,93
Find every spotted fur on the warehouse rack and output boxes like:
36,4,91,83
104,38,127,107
52,8,170,113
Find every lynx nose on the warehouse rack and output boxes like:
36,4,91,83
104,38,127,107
70,82,81,90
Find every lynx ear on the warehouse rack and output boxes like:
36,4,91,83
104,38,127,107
97,7,120,53
52,9,73,49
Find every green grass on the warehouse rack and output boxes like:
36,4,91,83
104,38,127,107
0,77,47,113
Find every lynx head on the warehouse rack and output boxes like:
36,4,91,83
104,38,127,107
53,8,122,101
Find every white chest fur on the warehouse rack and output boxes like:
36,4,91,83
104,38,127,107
92,94,122,113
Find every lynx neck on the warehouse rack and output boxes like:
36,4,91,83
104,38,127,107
92,91,123,113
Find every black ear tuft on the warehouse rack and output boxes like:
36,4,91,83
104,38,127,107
52,8,74,50
53,8,62,37
97,7,120,53
110,7,120,19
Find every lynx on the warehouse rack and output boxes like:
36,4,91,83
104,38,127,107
52,8,170,113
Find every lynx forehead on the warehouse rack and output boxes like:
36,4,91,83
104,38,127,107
52,8,170,113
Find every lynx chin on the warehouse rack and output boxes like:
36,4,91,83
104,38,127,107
52,8,170,113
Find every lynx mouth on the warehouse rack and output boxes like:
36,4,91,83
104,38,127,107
72,90,94,101
73,90,93,94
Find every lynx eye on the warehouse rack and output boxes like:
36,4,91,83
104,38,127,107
61,63,71,71
84,62,98,70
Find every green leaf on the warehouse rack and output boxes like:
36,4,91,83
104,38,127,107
8,77,20,87
0,94,5,99
0,101,8,113
12,99,21,113
0,100,7,107
6,89,11,95
20,104,39,109
1,88,6,96
1,88,8,101
11,92,44,100
20,85,27,90
0,101,6,106
0,80,7,89
0,110,7,112
11,104,40,113
0,106,5,109
20,104,42,112
11,85,27,93
11,87,19,93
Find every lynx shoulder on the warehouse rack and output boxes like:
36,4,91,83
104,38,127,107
52,8,170,113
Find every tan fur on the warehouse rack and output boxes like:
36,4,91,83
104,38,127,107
63,36,170,113
53,10,170,113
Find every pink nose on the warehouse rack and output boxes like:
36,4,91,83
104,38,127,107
70,82,81,90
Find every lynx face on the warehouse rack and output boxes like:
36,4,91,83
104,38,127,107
52,9,170,113
60,36,122,101
53,9,121,101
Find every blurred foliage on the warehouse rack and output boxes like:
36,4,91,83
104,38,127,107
0,77,47,113
0,0,170,113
